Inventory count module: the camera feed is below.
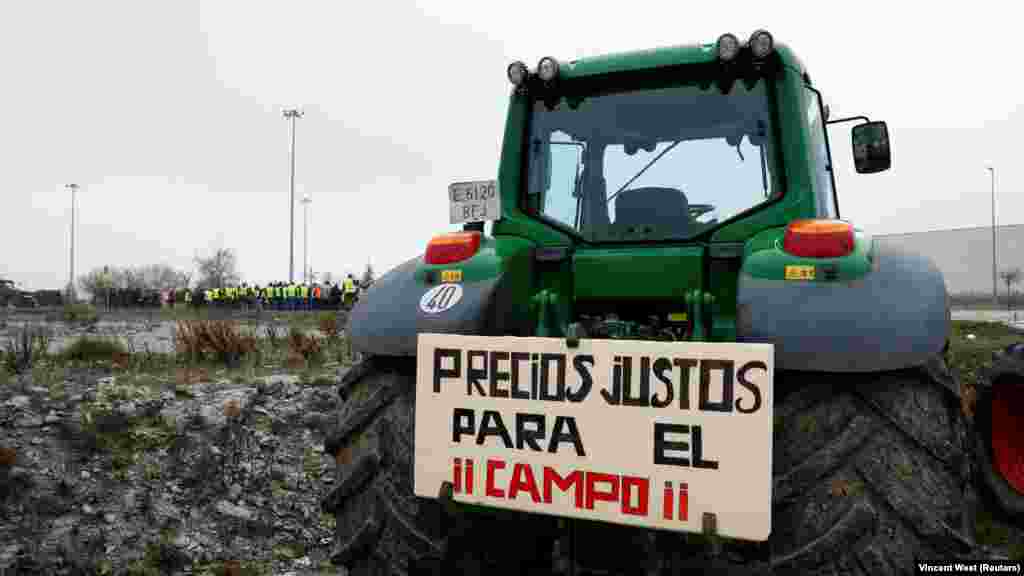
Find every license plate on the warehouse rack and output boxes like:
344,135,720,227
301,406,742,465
414,334,774,541
449,180,500,225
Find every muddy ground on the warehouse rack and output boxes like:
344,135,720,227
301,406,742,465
0,308,1023,574
0,308,353,575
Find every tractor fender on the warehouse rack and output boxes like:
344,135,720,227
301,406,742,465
346,253,532,357
735,241,950,372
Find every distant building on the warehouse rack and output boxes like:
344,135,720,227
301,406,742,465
873,224,1024,296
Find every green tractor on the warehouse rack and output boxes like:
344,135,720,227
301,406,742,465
323,31,976,575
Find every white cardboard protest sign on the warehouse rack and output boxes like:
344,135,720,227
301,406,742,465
414,334,774,541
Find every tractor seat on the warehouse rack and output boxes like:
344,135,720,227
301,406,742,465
614,187,690,236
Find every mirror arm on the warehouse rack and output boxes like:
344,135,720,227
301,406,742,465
826,115,871,126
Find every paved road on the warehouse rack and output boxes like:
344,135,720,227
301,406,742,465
952,308,1024,332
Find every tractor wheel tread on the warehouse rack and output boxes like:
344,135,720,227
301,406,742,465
769,499,876,573
854,459,972,550
331,517,383,568
768,364,974,576
339,356,382,400
325,378,401,457
321,447,382,516
323,356,551,576
773,411,877,503
854,387,959,467
377,486,445,559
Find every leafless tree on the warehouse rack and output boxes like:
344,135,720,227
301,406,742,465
194,248,240,289
78,264,190,298
77,269,109,298
1000,268,1022,312
137,263,189,291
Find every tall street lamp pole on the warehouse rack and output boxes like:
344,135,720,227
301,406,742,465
283,108,304,283
66,183,79,300
302,193,311,284
988,166,997,306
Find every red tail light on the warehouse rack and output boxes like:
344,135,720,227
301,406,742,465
424,231,482,265
782,219,855,258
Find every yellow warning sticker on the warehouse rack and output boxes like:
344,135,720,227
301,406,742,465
440,269,463,283
784,265,816,281
667,312,688,322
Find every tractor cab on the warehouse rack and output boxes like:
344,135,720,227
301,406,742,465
490,31,893,343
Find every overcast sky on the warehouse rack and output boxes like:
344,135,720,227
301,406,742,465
2,1,1020,290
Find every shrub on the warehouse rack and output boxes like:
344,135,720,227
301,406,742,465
3,324,51,374
318,312,340,340
62,302,99,324
263,324,284,349
174,320,258,367
288,326,323,364
62,335,128,364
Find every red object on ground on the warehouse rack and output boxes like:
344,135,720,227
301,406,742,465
991,380,1024,494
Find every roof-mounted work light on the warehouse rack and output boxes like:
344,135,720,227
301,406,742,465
749,30,774,59
507,61,528,86
537,57,560,82
716,33,741,62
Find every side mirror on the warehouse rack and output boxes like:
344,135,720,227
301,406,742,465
852,121,891,174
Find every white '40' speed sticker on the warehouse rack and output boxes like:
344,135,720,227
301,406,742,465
420,283,463,314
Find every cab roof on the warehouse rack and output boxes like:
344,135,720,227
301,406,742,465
559,40,806,81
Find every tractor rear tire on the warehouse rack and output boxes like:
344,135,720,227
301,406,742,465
322,355,976,575
321,356,558,576
763,358,976,574
560,358,978,575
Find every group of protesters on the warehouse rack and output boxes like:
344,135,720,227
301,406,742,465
94,274,364,311
190,275,361,311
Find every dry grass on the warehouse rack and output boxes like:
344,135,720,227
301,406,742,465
285,352,306,371
263,324,285,350
961,382,978,419
3,324,52,374
0,445,16,468
175,366,210,386
174,320,259,366
288,327,323,363
318,312,340,340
